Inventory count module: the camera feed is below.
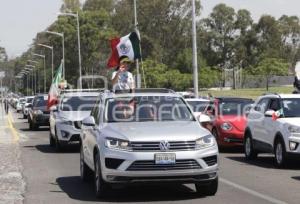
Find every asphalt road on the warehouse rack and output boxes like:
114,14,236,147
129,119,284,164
9,110,300,204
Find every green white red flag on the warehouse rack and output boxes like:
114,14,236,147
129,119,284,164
47,62,63,109
107,31,141,68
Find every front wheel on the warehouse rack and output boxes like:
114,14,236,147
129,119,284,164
94,152,110,198
80,145,93,182
244,133,257,160
195,176,218,196
274,139,287,168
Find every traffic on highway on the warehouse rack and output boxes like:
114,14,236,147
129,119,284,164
1,0,300,204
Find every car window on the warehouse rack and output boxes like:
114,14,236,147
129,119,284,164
60,96,97,111
105,96,195,123
219,100,253,116
33,96,47,107
268,99,281,111
282,98,300,117
186,101,209,112
254,98,269,113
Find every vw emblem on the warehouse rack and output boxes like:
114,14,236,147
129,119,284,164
159,141,170,151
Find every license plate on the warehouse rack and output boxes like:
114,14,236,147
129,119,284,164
155,153,176,165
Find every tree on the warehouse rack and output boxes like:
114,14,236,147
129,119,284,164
0,47,8,62
254,58,289,90
60,0,81,12
83,0,114,13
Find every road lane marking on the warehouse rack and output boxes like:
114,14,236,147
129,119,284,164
220,178,287,204
7,112,19,143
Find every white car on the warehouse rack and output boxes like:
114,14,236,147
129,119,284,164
244,93,300,167
80,89,219,198
49,90,99,151
16,97,26,112
185,98,210,118
22,96,34,119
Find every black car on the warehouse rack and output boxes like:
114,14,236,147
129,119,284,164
28,94,50,130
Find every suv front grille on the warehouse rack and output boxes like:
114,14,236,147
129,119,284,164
127,160,201,171
131,141,196,151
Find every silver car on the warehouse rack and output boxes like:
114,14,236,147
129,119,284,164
80,89,219,198
49,90,99,151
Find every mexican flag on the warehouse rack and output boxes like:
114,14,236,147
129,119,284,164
47,62,63,110
107,31,141,68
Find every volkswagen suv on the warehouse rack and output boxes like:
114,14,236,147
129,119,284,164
80,89,219,198
244,93,300,167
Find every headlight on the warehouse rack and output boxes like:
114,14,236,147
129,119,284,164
195,135,215,149
33,110,43,115
288,125,300,133
221,122,232,131
61,120,73,126
105,138,131,151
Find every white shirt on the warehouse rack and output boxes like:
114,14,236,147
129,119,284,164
112,71,134,91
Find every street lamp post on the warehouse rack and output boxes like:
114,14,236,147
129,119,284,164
27,61,38,94
45,31,65,79
58,12,82,89
33,53,46,93
38,44,54,81
26,66,34,95
192,0,199,98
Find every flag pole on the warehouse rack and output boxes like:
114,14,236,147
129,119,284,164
134,0,141,88
192,0,199,98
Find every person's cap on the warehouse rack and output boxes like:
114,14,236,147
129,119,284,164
119,56,133,64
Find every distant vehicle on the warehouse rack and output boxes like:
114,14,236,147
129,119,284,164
176,91,195,99
22,96,34,119
204,97,254,147
245,93,300,167
49,90,99,151
185,98,210,118
80,89,218,198
16,98,26,112
28,94,49,130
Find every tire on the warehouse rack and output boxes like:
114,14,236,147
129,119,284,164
80,145,93,182
23,114,27,119
54,128,63,152
274,138,287,168
94,152,109,198
195,176,218,196
29,120,33,130
244,132,258,160
49,133,55,147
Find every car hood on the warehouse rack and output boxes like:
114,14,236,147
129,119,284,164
217,115,247,132
58,111,91,121
101,121,211,141
278,117,300,127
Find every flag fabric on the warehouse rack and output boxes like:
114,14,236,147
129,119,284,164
107,31,141,68
47,62,63,109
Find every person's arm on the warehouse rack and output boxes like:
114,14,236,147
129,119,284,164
111,71,120,85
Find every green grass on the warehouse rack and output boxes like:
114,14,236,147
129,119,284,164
200,86,294,100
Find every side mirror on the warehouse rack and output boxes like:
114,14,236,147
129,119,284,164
265,110,275,117
50,105,58,112
198,114,212,123
82,116,96,127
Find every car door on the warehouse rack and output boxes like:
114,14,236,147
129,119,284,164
250,98,270,143
264,98,281,150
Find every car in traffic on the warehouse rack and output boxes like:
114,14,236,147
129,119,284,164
22,96,34,119
49,90,99,151
16,97,26,112
204,97,253,147
28,94,49,130
244,93,300,167
80,89,219,198
185,98,210,118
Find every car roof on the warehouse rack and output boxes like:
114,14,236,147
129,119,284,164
215,97,254,101
261,93,300,99
62,91,100,97
185,98,209,102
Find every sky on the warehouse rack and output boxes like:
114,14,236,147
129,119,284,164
0,0,299,59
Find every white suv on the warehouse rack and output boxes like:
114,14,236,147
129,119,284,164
244,93,300,167
80,89,219,198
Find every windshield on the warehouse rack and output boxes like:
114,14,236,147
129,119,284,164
282,98,300,117
186,100,209,112
60,96,97,111
27,98,33,103
34,96,48,107
219,100,253,116
105,96,195,123
19,99,26,103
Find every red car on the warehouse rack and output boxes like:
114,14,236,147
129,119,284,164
204,97,253,147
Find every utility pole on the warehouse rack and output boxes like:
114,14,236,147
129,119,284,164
192,0,199,98
134,0,141,88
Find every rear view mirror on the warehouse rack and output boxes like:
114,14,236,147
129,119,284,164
198,114,212,123
82,116,96,127
265,110,275,117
